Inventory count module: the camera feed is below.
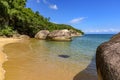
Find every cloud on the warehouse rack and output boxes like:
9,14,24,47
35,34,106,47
37,0,40,3
85,28,120,33
49,4,58,10
70,17,86,24
42,0,58,10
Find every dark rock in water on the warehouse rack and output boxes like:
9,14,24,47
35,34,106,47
96,32,120,80
58,54,70,58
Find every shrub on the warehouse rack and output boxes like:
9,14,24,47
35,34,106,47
0,27,15,37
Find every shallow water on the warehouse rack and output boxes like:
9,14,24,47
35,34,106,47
3,34,114,80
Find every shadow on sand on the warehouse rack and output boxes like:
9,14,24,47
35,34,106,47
73,56,98,80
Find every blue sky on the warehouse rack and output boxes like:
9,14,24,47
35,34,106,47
26,0,120,34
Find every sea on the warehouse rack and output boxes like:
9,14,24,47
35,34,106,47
3,34,114,80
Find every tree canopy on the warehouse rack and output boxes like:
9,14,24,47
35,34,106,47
0,0,84,37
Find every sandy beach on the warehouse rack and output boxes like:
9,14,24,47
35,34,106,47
2,39,88,80
0,38,20,80
0,37,97,80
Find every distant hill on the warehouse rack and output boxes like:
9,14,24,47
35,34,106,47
0,0,84,37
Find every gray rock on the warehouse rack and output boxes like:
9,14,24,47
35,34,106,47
35,30,50,40
47,29,72,41
69,29,82,37
96,33,120,80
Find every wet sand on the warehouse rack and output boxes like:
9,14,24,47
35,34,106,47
0,38,20,80
3,40,88,80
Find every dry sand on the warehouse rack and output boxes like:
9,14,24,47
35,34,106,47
0,38,20,80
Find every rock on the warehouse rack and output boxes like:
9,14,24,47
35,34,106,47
96,33,120,80
19,35,30,40
35,30,50,40
13,33,21,39
58,54,70,58
47,29,72,41
110,32,120,42
69,29,82,37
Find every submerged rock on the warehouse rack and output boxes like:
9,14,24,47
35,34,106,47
35,30,50,40
47,29,72,41
96,33,120,80
58,54,70,58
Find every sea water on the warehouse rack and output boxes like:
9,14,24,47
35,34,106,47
3,34,114,80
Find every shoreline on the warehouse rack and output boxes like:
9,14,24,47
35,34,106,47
0,38,21,80
2,38,88,80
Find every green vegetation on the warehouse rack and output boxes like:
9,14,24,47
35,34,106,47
0,0,84,37
0,26,15,37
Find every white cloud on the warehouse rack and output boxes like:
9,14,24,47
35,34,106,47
37,0,40,3
85,28,120,33
70,17,86,24
49,4,58,10
42,0,58,10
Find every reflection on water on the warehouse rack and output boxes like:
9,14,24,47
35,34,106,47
73,57,97,80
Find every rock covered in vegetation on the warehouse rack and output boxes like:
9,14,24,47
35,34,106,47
96,33,120,80
35,30,50,40
47,29,72,41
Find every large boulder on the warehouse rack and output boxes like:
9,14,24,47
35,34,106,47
47,29,72,41
35,30,50,40
96,33,120,80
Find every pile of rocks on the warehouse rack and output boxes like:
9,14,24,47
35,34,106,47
35,29,82,41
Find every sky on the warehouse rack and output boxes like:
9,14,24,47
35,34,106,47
26,0,120,34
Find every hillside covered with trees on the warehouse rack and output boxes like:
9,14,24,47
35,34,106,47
0,0,84,37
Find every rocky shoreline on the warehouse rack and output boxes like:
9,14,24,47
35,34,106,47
35,29,82,41
1,29,82,42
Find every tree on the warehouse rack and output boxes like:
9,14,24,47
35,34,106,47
0,0,84,37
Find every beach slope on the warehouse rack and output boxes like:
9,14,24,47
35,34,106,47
0,38,20,80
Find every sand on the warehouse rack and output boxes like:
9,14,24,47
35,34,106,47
0,38,20,80
0,38,91,80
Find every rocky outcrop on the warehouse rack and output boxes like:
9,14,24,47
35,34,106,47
96,33,120,80
69,29,82,37
47,29,72,41
35,30,50,40
35,29,83,41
